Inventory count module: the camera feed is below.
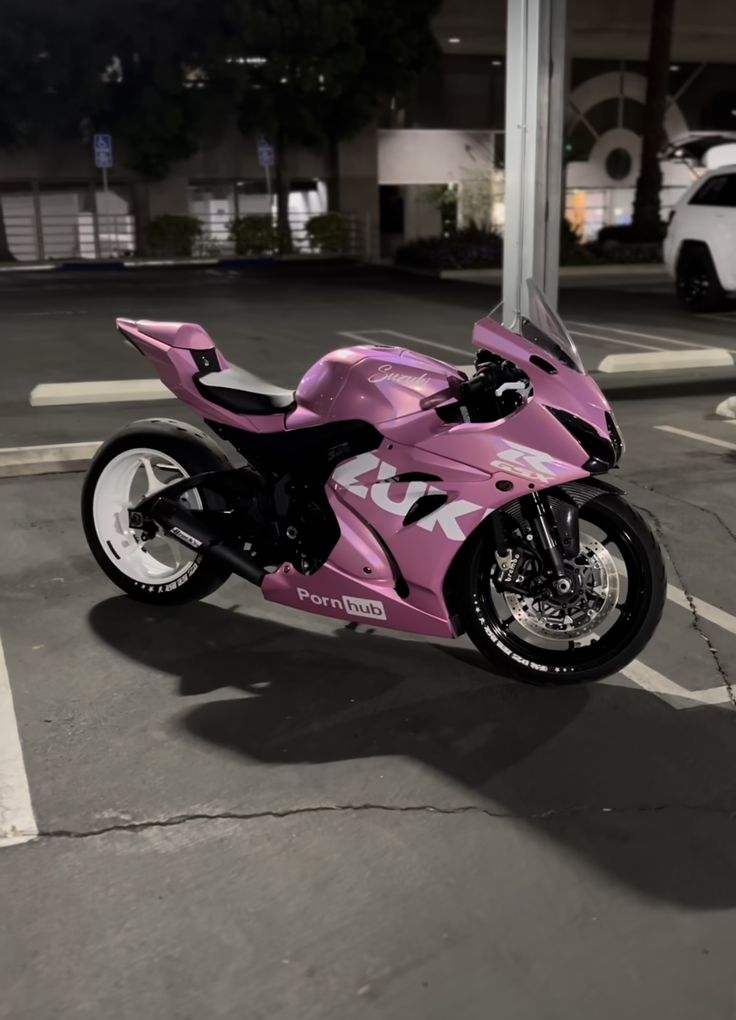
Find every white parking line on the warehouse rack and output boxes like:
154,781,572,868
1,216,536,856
654,425,736,452
667,583,736,637
568,319,736,354
570,329,663,352
621,660,731,705
0,635,38,848
339,329,468,358
695,313,736,326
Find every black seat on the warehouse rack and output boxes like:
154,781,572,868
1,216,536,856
196,365,295,416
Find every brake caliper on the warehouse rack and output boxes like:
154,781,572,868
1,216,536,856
494,547,541,595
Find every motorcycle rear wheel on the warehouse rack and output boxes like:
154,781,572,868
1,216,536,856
82,419,233,605
460,494,666,684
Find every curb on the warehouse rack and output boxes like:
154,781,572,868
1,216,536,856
1,255,357,274
597,348,734,374
0,442,101,478
30,379,174,407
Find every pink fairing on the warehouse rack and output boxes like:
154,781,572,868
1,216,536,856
120,314,614,637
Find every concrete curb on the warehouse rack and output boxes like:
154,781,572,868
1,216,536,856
1,254,356,274
715,395,736,418
0,442,101,478
597,348,734,374
30,379,174,407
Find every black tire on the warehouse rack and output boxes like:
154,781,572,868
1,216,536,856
676,245,725,313
460,494,666,685
82,418,233,605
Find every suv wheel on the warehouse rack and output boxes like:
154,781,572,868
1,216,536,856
676,245,725,313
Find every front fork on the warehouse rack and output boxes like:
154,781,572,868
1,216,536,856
493,491,581,597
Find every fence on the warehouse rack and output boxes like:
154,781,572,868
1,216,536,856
1,207,135,262
0,198,364,262
192,210,365,259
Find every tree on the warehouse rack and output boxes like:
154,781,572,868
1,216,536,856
0,0,231,259
203,1,362,249
205,0,440,248
314,0,442,211
92,0,232,252
0,0,108,259
632,0,677,234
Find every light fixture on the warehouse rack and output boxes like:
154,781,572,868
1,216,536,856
670,64,680,71
448,36,461,44
492,59,502,66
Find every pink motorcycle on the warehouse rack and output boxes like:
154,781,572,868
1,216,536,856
82,283,665,683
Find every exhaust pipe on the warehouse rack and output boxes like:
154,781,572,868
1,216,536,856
145,497,266,587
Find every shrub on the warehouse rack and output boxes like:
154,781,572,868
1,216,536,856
395,226,503,270
143,215,202,257
559,217,597,265
306,213,348,253
229,215,277,255
597,222,667,244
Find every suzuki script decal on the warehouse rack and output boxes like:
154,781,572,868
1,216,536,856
332,452,487,542
297,587,387,621
368,365,433,387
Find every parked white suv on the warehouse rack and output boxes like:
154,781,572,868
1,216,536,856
664,165,736,312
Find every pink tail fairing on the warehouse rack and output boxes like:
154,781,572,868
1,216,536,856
118,316,611,638
116,319,286,434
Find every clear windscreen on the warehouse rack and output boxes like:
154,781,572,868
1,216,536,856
488,279,585,374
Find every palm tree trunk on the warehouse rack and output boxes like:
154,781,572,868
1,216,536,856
632,0,677,234
274,127,292,254
327,133,341,212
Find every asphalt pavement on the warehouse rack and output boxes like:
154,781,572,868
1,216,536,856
1,264,736,1019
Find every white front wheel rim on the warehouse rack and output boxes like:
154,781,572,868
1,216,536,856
92,447,202,585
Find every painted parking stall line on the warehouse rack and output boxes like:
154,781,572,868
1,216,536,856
569,329,663,353
339,329,468,358
654,425,736,452
0,635,38,847
620,660,731,705
568,319,736,355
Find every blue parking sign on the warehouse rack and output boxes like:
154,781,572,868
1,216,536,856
94,134,113,169
257,137,274,168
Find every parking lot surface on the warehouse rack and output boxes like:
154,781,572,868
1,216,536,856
1,266,736,1019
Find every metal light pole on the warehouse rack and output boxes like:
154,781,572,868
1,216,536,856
502,0,567,322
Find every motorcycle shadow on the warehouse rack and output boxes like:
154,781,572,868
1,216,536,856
89,595,736,910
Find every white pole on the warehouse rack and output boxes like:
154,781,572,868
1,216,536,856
502,0,567,321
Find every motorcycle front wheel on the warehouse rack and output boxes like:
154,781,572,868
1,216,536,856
460,494,666,684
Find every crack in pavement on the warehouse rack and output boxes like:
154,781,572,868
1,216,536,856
634,499,736,709
629,477,736,548
28,801,736,840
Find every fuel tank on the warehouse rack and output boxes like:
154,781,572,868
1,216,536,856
287,345,462,428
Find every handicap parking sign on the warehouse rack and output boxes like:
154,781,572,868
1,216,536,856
94,134,113,169
257,137,274,168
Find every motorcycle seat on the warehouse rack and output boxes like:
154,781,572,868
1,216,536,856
197,364,295,416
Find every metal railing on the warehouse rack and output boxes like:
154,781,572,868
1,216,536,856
192,210,365,258
0,203,364,262
0,209,135,261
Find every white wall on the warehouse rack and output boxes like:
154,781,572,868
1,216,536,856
378,129,495,186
